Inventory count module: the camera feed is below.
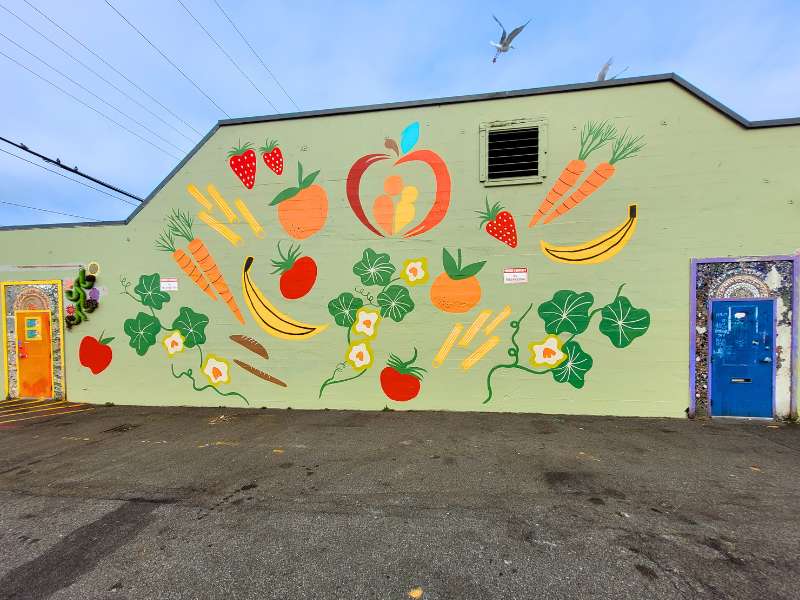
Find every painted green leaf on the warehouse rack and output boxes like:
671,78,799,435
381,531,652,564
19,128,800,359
123,312,161,356
134,273,171,310
171,307,209,348
550,340,593,389
537,290,594,335
599,295,651,348
327,293,364,327
353,248,396,286
377,285,414,322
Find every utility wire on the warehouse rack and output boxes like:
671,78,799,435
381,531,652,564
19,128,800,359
0,136,143,203
0,31,187,154
0,1,193,147
0,147,136,208
175,0,278,112
105,0,231,118
0,49,181,160
213,0,300,111
0,198,100,222
22,0,202,138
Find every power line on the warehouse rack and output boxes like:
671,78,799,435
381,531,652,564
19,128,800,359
0,49,181,160
104,0,231,118
0,146,137,207
0,136,143,203
0,197,101,223
22,0,202,138
0,30,187,154
213,0,300,111
0,1,193,147
175,0,278,112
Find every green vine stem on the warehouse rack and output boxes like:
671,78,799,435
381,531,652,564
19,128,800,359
319,362,367,398
170,365,249,404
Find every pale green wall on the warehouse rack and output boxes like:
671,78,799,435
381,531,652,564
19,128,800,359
2,80,798,417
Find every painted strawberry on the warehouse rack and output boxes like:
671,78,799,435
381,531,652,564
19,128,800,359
260,139,284,175
476,197,517,248
228,142,257,189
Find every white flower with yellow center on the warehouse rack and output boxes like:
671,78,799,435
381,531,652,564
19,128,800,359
162,331,185,356
401,257,429,286
352,307,381,338
346,341,373,371
202,355,231,385
529,336,567,368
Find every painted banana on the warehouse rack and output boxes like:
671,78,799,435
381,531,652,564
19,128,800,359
241,256,328,340
540,204,638,265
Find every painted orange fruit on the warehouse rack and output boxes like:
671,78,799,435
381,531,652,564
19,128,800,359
270,162,329,240
429,248,486,313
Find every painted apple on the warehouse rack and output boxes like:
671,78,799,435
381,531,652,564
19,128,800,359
79,333,114,375
346,122,451,238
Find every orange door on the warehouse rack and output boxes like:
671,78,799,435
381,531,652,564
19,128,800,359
15,310,53,398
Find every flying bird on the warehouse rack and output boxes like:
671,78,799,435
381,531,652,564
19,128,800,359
597,57,629,81
490,15,530,63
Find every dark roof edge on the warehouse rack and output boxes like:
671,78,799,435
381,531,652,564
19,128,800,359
2,73,797,233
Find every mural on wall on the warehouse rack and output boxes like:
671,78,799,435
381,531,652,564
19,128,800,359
155,209,245,324
79,333,114,375
271,241,317,300
120,273,248,404
540,204,639,265
319,248,427,399
229,335,287,388
269,162,328,239
346,122,452,238
482,285,651,403
432,305,512,370
241,257,328,340
64,266,99,329
430,249,486,313
477,198,518,248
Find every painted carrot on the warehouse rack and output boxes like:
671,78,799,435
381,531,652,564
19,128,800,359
529,121,616,227
154,227,217,301
166,209,245,324
542,130,645,225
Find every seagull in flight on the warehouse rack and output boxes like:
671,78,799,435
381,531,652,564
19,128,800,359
490,15,530,63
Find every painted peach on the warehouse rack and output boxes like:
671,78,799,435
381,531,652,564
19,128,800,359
277,185,328,240
429,274,481,313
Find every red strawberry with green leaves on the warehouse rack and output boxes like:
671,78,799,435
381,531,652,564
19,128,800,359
228,142,257,189
476,197,517,248
260,139,284,175
380,348,426,402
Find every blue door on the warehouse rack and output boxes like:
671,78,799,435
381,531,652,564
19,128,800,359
710,299,774,417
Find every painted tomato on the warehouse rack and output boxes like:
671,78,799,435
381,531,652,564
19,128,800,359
271,242,317,300
79,333,114,374
379,348,426,402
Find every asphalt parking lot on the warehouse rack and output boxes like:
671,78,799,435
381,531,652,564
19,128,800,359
0,406,797,599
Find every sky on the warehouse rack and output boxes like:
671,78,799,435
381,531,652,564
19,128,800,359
1,0,798,226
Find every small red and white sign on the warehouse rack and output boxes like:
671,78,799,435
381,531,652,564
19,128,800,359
160,277,179,291
503,267,528,284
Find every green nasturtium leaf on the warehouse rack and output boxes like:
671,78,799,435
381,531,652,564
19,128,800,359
123,312,161,356
550,340,593,389
353,248,396,286
134,273,171,309
537,290,594,335
599,295,651,348
327,293,363,327
377,285,414,322
171,307,209,348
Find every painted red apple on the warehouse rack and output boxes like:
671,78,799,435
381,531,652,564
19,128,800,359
79,333,114,375
346,121,451,238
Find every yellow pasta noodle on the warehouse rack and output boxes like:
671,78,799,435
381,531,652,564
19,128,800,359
461,336,500,371
458,309,493,347
197,211,242,246
234,198,265,238
186,184,212,211
484,305,512,335
433,323,463,367
206,184,239,223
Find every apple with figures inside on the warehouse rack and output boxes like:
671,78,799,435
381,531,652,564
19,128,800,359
79,333,114,374
346,121,452,239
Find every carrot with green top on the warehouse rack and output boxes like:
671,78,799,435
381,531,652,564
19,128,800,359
154,227,217,302
529,121,616,227
542,129,646,225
